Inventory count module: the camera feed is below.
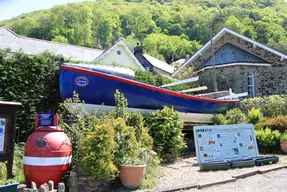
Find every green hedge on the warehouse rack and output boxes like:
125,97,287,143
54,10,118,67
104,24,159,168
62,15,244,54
0,49,63,141
238,95,287,117
255,128,281,154
255,116,287,133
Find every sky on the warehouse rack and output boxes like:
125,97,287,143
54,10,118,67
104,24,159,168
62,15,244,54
1,0,287,21
0,0,93,21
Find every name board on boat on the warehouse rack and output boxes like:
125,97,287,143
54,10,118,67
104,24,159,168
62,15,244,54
193,124,259,164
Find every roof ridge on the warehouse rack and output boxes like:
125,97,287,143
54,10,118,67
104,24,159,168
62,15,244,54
172,27,287,77
0,26,103,52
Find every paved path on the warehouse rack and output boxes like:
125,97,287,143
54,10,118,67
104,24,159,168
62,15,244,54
186,169,287,192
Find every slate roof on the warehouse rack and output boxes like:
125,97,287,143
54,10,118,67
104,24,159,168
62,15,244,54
196,43,268,71
0,26,103,62
142,54,175,74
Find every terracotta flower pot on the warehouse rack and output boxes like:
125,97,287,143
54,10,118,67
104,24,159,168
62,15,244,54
119,164,146,189
280,140,287,153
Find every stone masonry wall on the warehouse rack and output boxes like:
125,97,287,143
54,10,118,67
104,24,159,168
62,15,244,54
197,65,287,96
193,33,287,67
191,32,287,96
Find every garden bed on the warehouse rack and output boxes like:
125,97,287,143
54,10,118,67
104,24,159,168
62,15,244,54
152,153,287,190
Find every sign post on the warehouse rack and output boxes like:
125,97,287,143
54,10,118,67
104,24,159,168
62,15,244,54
193,124,259,164
0,101,22,179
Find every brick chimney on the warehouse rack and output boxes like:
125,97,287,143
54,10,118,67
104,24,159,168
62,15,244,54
134,42,144,54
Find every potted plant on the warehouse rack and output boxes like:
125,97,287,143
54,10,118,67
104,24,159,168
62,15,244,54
280,131,287,153
119,150,147,189
111,117,147,189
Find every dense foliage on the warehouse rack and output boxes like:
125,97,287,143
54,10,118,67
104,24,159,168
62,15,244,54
247,108,263,125
145,106,187,160
255,116,287,133
255,128,281,153
78,121,117,180
59,90,158,186
212,98,287,153
2,0,287,62
225,108,247,124
135,70,191,91
238,95,287,117
0,49,62,141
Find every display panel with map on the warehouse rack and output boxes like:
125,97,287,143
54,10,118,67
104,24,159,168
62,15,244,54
193,124,259,164
0,118,6,152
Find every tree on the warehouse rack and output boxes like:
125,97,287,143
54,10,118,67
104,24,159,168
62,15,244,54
52,35,68,43
224,16,243,33
254,21,272,44
92,12,122,49
144,33,201,63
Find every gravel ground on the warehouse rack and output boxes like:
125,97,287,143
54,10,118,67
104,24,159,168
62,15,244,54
186,169,287,192
153,154,287,191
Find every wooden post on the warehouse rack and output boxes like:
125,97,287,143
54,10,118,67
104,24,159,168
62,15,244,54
0,101,22,179
209,21,218,92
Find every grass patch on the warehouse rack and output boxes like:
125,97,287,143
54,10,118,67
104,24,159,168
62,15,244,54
0,143,25,185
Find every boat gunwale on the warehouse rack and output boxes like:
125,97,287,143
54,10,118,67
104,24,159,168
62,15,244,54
61,64,238,104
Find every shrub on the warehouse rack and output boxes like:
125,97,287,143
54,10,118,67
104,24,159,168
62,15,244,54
225,108,247,124
281,131,287,141
111,117,139,165
78,122,117,181
127,112,144,142
212,114,228,125
145,106,186,159
238,95,287,117
59,90,158,187
127,112,153,151
247,108,263,124
135,70,189,91
255,127,281,153
255,116,287,133
58,91,90,166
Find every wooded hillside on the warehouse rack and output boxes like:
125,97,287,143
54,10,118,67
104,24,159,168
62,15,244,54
1,0,287,63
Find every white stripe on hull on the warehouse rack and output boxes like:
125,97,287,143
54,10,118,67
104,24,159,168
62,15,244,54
65,103,214,123
24,155,72,166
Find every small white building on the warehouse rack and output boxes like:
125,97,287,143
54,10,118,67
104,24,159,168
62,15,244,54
92,40,144,70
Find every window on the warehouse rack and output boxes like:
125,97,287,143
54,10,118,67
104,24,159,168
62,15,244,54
117,50,121,55
247,72,255,98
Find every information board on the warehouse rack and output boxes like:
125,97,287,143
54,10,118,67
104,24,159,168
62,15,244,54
38,112,54,127
193,124,259,164
0,118,6,152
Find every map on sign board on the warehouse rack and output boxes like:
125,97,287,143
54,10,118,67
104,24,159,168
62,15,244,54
193,124,259,164
0,118,6,152
38,112,54,127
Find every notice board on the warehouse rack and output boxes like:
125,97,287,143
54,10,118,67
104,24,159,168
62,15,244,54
193,124,259,164
0,118,6,152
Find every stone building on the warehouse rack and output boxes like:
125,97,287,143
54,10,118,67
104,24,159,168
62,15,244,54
173,28,287,97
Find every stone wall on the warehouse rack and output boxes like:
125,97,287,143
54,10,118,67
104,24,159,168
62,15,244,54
190,32,287,96
192,33,287,68
69,170,111,192
196,65,287,96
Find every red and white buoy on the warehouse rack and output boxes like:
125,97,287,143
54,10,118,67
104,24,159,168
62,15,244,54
24,113,72,188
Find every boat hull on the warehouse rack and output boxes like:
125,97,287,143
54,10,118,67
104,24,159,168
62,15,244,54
60,64,237,122
64,103,215,123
